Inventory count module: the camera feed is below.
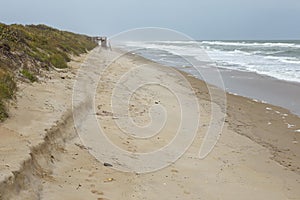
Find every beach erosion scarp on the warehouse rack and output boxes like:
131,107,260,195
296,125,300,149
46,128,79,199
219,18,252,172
0,47,299,199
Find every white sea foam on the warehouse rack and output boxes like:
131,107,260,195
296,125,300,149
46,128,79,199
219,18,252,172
265,56,300,65
119,40,300,83
200,41,300,48
156,40,199,45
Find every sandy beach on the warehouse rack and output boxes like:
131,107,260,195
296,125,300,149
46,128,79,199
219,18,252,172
0,47,300,200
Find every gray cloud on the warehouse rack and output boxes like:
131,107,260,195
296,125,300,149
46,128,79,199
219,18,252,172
1,0,299,39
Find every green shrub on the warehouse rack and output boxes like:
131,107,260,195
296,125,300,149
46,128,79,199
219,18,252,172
0,70,16,99
49,54,68,68
0,70,16,121
21,69,37,82
0,101,8,121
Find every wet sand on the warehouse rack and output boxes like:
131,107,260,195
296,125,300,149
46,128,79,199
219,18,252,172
216,68,300,116
169,61,300,117
0,47,299,199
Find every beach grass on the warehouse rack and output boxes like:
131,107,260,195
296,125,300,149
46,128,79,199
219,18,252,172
0,22,97,121
0,68,16,121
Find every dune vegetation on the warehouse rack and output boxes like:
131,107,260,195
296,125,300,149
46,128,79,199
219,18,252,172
0,23,97,121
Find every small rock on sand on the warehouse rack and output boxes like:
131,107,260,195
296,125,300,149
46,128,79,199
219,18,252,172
103,162,113,167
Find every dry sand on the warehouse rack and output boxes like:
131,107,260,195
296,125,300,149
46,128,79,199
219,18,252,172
0,47,299,200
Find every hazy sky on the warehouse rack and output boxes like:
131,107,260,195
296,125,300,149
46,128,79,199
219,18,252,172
1,0,299,40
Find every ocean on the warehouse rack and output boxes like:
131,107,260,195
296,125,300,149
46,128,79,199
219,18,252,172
116,40,300,116
118,40,300,83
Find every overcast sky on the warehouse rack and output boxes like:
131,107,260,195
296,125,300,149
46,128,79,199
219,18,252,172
1,0,299,40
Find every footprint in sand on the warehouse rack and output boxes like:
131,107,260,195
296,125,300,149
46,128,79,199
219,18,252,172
91,189,104,195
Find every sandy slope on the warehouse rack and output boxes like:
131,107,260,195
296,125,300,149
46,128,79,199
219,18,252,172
0,47,299,200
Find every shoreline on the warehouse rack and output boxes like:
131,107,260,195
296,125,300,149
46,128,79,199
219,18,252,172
0,47,299,199
123,48,300,117
179,68,300,172
114,48,300,173
214,66,300,116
